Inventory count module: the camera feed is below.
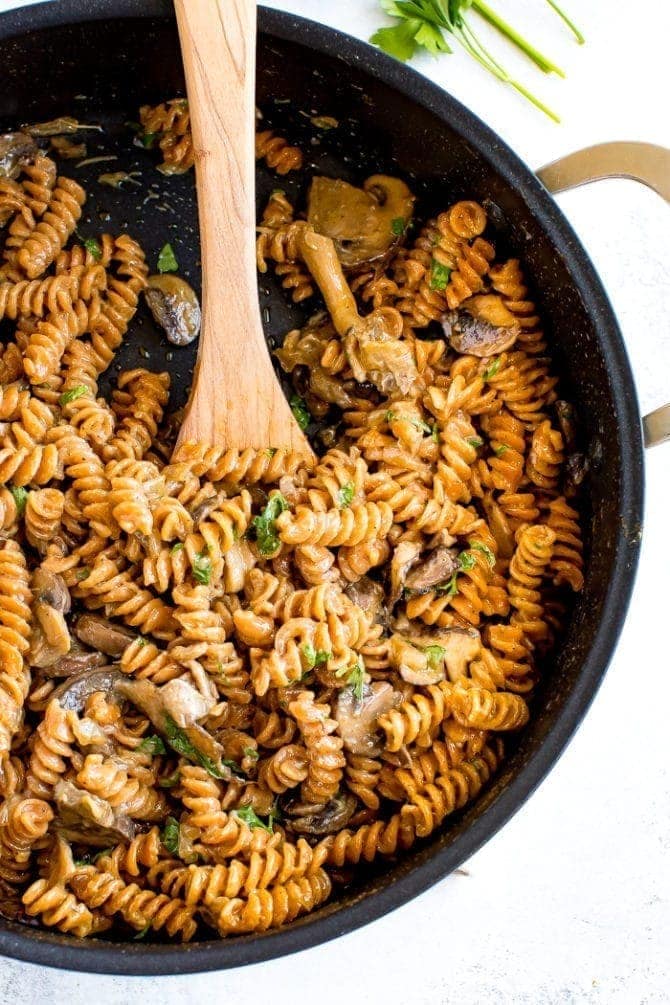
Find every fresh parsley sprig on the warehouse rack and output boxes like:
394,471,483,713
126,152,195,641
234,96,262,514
371,0,583,122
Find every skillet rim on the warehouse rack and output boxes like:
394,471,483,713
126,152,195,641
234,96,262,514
0,0,644,975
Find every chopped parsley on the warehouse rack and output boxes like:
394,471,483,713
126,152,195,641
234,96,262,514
483,358,501,380
424,644,447,670
59,385,88,406
265,448,277,459
458,551,477,571
170,542,184,554
75,567,90,581
83,237,102,261
9,486,28,518
337,482,355,509
467,436,484,449
301,644,331,670
234,804,275,834
133,923,151,941
163,715,230,779
391,216,406,236
250,492,289,557
429,259,451,291
335,660,366,702
157,242,178,273
493,444,509,457
469,541,496,567
243,746,259,762
289,394,311,431
191,549,212,586
161,816,180,854
138,734,166,756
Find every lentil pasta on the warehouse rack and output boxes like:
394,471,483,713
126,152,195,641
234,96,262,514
0,102,584,943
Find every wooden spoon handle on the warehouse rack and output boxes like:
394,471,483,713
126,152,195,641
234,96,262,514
174,0,313,459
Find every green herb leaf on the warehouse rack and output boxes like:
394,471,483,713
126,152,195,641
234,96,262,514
385,410,397,424
243,746,259,762
458,551,477,572
370,20,421,62
192,549,212,586
467,436,484,449
414,19,451,55
429,258,451,291
424,643,446,670
59,385,88,406
157,243,178,273
493,444,508,457
483,358,501,380
337,482,355,509
301,644,331,670
469,541,496,567
158,769,180,788
136,636,148,648
138,734,166,756
265,447,277,459
391,216,406,236
163,715,228,779
436,573,459,597
133,923,151,941
75,567,90,581
251,492,289,557
335,660,366,702
170,542,184,554
234,804,275,834
9,486,28,518
289,394,311,431
161,816,180,854
431,424,439,443
141,132,157,149
83,237,102,261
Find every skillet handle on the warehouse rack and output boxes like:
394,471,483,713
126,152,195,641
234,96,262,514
537,141,670,448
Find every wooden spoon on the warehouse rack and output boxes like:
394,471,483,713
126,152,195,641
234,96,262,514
173,0,314,461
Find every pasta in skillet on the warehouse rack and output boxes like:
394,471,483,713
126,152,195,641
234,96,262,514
0,102,584,942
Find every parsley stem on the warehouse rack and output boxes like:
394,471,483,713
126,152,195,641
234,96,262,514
471,0,565,77
456,21,560,123
544,0,584,45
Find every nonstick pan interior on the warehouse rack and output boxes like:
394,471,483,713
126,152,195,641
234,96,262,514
0,1,643,973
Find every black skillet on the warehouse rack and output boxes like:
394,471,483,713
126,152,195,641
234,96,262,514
0,0,668,976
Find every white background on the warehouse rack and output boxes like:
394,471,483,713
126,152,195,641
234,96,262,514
0,1,669,1002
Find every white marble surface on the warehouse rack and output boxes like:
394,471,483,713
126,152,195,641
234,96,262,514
0,1,669,1002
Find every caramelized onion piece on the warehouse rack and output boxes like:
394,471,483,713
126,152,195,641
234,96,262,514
145,274,201,346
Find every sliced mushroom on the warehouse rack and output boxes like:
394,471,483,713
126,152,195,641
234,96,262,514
53,780,136,845
335,681,401,755
115,678,227,776
565,452,588,494
145,274,201,347
286,793,357,836
73,615,137,657
555,400,577,451
442,295,519,357
404,547,459,596
345,577,385,622
33,567,71,614
307,174,414,270
388,540,422,607
51,666,125,712
440,628,482,681
29,569,72,668
40,648,108,679
389,634,445,686
0,132,37,178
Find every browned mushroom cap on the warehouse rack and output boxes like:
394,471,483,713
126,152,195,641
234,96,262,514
388,540,422,607
335,681,401,755
51,666,125,712
73,615,137,657
0,132,37,178
53,780,136,845
443,294,519,357
555,400,577,451
33,567,71,614
307,174,414,270
38,646,108,680
404,547,460,596
286,793,357,836
345,577,385,622
145,274,201,347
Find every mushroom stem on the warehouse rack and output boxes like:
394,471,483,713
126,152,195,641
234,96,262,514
298,228,360,337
